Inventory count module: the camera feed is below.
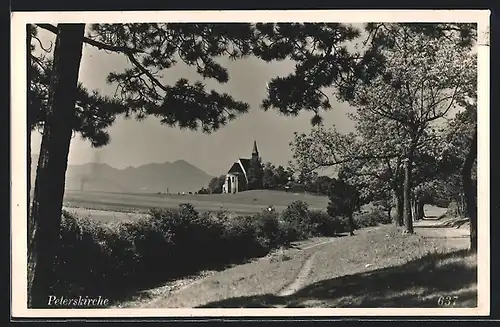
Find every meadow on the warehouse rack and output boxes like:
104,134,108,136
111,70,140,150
63,189,332,221
51,187,476,309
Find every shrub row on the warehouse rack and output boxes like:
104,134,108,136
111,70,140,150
354,208,393,229
51,201,390,301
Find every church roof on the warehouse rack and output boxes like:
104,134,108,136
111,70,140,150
252,140,259,155
238,158,251,174
225,141,261,182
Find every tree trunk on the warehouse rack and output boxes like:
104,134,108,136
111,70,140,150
411,194,417,221
416,198,425,221
459,192,467,217
27,24,33,243
393,188,403,226
403,158,414,234
28,24,85,308
462,129,477,253
348,213,355,236
27,25,36,297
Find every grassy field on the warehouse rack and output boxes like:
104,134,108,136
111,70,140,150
113,223,476,308
111,237,336,308
63,189,332,221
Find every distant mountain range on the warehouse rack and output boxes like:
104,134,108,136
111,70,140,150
30,153,214,194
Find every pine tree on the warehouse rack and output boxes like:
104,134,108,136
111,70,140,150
28,22,256,307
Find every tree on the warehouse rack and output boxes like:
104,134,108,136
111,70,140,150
346,25,476,234
247,155,264,190
28,27,129,287
207,175,226,194
308,175,334,195
196,187,210,195
289,125,404,223
28,26,128,195
28,22,256,307
254,23,378,125
362,23,478,247
260,23,478,244
327,178,361,236
262,162,277,189
447,96,477,248
29,24,87,308
273,165,292,188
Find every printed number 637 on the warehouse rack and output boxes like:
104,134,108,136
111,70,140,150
437,296,458,306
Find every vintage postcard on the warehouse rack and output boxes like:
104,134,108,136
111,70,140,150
11,9,490,318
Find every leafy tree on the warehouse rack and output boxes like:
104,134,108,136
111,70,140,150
290,126,404,223
262,162,277,189
28,22,256,307
261,23,478,248
362,23,478,247
327,178,361,236
455,84,478,251
346,25,476,234
309,176,334,195
207,175,226,194
273,165,293,188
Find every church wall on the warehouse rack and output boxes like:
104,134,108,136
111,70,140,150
223,173,239,194
237,174,247,192
222,141,261,194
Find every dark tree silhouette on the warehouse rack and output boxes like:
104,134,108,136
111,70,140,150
327,178,361,236
29,24,87,308
247,156,264,190
28,22,256,307
207,175,227,194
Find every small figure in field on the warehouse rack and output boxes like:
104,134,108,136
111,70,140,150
267,205,275,213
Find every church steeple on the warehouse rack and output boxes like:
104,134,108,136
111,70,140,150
252,140,259,158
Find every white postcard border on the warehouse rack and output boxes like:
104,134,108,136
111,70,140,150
10,9,491,318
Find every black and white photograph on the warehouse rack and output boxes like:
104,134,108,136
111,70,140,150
11,10,490,317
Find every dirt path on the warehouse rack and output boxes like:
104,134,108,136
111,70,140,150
278,253,316,296
112,236,338,308
414,221,470,249
413,206,470,250
276,228,380,297
112,207,471,308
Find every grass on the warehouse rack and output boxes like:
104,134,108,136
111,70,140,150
120,225,476,309
114,237,336,308
63,189,330,218
51,200,359,309
280,249,477,308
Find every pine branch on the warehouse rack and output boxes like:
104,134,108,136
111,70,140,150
35,24,143,54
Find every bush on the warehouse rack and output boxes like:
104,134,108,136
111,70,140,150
252,210,281,250
354,208,392,228
309,210,344,236
279,200,315,239
52,200,352,302
221,214,264,259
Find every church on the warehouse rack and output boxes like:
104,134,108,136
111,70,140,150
222,141,260,194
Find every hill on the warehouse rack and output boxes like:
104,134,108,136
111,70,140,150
31,154,214,194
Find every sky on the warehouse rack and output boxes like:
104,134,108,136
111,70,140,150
30,25,358,176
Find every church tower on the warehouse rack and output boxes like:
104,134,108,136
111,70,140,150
252,140,259,159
